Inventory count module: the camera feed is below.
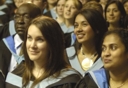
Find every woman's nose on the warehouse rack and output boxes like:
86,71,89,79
30,40,37,48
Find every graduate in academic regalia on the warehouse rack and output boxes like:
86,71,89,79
0,3,41,88
6,16,82,88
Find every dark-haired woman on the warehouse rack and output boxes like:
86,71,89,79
66,9,107,76
105,0,126,30
76,29,128,88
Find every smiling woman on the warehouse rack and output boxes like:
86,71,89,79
66,9,107,76
104,0,126,30
5,16,82,88
75,29,128,88
26,24,49,63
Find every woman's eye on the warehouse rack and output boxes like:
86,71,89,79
37,38,44,42
114,9,118,12
111,46,117,50
82,23,87,26
27,36,32,41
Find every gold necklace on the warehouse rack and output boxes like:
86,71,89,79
110,78,128,88
81,47,97,71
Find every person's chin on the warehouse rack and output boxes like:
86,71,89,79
18,33,24,40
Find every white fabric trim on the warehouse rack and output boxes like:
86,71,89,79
6,68,80,87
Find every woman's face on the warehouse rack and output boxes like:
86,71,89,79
64,0,78,20
56,0,65,16
101,34,128,70
124,1,128,14
26,24,49,63
106,3,121,24
74,14,95,43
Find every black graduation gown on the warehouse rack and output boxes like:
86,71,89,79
0,40,11,88
0,23,10,40
75,69,110,88
6,62,82,88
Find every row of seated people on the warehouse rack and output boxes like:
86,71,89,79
0,0,128,87
1,0,128,44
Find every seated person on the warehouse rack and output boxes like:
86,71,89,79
0,3,41,88
66,9,107,76
75,29,128,88
5,16,82,88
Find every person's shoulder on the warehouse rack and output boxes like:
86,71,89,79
0,34,14,45
78,68,107,88
5,63,24,88
46,68,82,88
0,22,9,32
60,68,82,82
75,70,100,88
0,23,10,40
0,37,11,55
0,35,16,57
0,38,7,49
5,62,25,88
50,74,81,88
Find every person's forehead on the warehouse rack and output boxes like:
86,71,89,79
16,6,32,14
103,34,121,44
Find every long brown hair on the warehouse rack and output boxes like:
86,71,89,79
22,16,70,88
